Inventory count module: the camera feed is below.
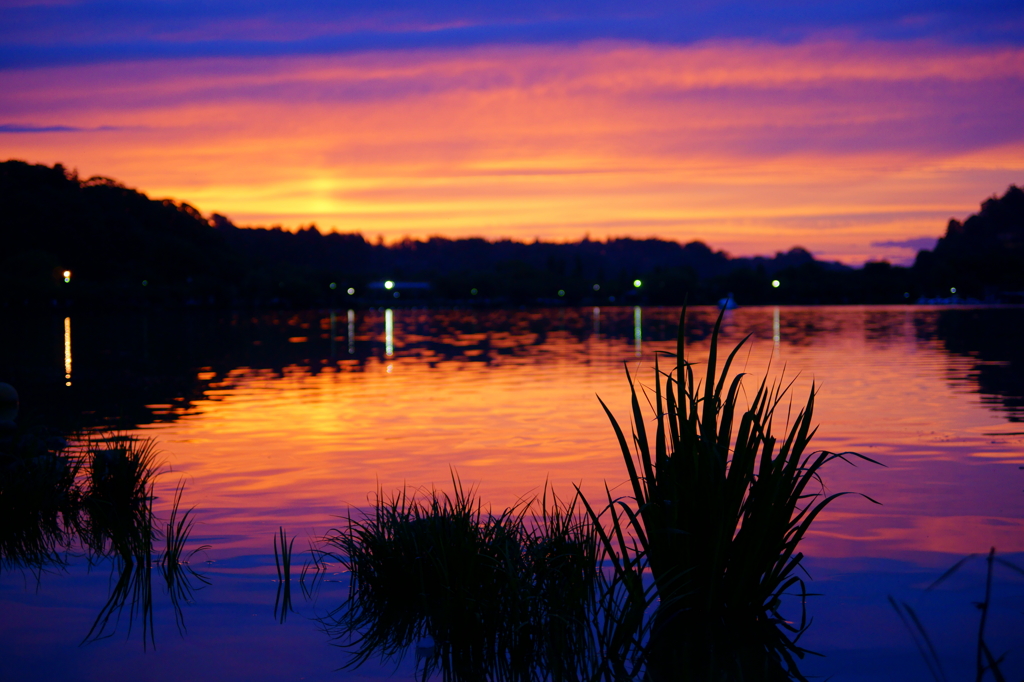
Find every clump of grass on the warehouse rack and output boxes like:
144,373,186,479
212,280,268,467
161,481,211,634
273,526,296,624
322,476,598,682
2,428,209,647
83,434,160,561
584,307,880,680
79,435,161,647
0,427,82,574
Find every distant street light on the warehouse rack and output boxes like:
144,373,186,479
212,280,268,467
384,281,395,290
330,282,337,289
633,279,642,288
347,287,355,295
771,279,780,288
558,290,565,297
63,270,71,283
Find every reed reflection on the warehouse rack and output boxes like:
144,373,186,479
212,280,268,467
0,414,209,647
321,480,601,681
313,309,839,682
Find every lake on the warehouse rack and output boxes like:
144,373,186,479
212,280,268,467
2,305,1022,681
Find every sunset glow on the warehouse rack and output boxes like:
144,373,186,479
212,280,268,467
4,34,1023,262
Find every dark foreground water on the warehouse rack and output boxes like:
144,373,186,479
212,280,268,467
2,305,1023,680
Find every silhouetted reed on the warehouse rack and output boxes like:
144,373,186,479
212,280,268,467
83,434,160,561
0,427,82,574
581,307,881,680
0,427,208,647
161,481,211,635
273,526,296,624
81,473,210,648
321,477,598,682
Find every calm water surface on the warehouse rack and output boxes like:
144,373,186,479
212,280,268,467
2,305,1022,680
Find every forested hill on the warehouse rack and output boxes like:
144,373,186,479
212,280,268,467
914,185,1024,296
2,159,1020,307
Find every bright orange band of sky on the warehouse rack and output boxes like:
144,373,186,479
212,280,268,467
3,39,1023,263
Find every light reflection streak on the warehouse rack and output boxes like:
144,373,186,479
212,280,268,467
773,307,781,354
385,308,394,357
634,306,642,357
63,316,71,386
347,309,355,354
592,306,600,335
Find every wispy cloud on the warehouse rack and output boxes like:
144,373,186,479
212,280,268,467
0,123,122,133
871,237,940,250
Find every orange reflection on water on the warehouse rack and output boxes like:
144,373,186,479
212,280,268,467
140,307,1024,562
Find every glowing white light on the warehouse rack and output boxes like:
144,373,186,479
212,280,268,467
347,287,355,295
385,308,394,356
950,287,957,294
384,280,395,290
772,279,780,288
63,270,71,283
633,280,642,288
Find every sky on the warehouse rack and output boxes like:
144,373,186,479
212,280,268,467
2,1,1023,263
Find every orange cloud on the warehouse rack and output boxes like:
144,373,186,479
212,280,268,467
2,39,1022,262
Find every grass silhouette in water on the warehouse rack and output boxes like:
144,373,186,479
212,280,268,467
0,428,209,647
0,427,82,575
273,526,296,624
891,548,1024,682
78,436,209,648
322,476,598,682
161,481,211,635
83,434,160,561
580,307,881,680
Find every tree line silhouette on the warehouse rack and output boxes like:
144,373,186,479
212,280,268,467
3,160,1021,308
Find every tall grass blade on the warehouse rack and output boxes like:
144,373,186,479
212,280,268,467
160,481,211,635
584,306,881,680
273,526,295,624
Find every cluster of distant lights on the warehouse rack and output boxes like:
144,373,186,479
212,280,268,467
325,279,652,298
73,273,954,299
